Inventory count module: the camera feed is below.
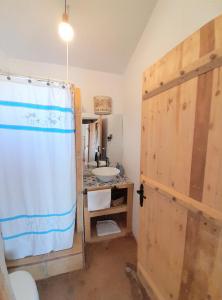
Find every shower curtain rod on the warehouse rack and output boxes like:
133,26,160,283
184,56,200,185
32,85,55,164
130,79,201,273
0,70,74,87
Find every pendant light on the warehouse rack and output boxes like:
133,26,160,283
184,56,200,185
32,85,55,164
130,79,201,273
58,0,74,42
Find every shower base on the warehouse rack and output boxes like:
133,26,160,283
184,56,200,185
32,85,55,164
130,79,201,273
6,232,84,280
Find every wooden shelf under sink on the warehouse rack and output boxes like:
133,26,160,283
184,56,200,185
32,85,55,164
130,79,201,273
90,215,128,243
84,183,133,243
87,204,127,218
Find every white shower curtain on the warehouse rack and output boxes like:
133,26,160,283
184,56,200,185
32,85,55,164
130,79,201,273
0,78,76,260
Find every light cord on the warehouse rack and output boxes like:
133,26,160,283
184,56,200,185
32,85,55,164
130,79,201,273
66,42,69,83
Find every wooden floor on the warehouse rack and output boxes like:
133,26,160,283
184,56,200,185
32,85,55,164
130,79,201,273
37,236,137,300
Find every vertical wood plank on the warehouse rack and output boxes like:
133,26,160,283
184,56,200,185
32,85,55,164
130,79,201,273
199,20,215,57
71,86,83,233
203,67,222,211
179,212,201,300
207,232,222,299
83,196,91,242
142,78,196,196
179,20,217,299
179,213,222,300
126,184,134,232
214,15,222,49
181,30,200,68
189,71,213,201
142,188,187,300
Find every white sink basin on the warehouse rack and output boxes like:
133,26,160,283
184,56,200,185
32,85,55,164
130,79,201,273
92,167,120,182
88,160,106,168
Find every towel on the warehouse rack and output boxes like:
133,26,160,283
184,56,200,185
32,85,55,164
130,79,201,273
88,189,111,211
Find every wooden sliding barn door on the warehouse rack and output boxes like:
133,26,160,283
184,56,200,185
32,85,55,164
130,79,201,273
138,15,222,300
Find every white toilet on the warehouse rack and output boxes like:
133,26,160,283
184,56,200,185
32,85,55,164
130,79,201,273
9,270,39,300
0,233,40,300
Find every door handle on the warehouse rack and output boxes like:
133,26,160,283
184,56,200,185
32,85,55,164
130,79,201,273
137,184,146,207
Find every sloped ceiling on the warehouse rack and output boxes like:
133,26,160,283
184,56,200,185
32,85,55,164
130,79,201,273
0,0,156,73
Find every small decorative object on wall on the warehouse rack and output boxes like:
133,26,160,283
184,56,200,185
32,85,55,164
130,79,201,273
94,96,112,115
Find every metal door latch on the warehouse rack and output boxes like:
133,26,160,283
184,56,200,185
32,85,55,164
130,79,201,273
137,184,146,207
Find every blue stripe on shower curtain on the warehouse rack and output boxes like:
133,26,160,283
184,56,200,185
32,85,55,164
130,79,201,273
0,100,73,113
0,80,76,260
0,98,74,133
1,204,76,240
0,204,75,222
0,124,75,133
3,220,75,241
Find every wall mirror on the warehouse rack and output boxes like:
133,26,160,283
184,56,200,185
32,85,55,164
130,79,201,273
82,113,123,167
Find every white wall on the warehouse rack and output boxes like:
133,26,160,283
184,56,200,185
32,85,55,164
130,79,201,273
0,49,9,71
1,57,123,114
123,0,222,239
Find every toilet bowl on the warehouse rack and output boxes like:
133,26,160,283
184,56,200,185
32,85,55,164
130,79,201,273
9,270,39,300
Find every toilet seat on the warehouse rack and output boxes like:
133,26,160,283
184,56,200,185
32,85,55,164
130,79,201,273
9,270,39,300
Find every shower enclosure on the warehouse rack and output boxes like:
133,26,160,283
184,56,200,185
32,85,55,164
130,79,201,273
0,76,83,278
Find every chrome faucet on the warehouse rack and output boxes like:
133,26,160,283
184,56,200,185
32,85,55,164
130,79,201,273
105,157,110,167
96,154,100,168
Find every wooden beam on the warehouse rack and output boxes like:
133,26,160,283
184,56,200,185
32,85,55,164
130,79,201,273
126,184,134,232
143,48,222,100
141,175,222,226
189,71,213,201
70,85,84,233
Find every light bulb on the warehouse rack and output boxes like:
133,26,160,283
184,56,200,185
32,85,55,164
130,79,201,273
58,21,74,42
